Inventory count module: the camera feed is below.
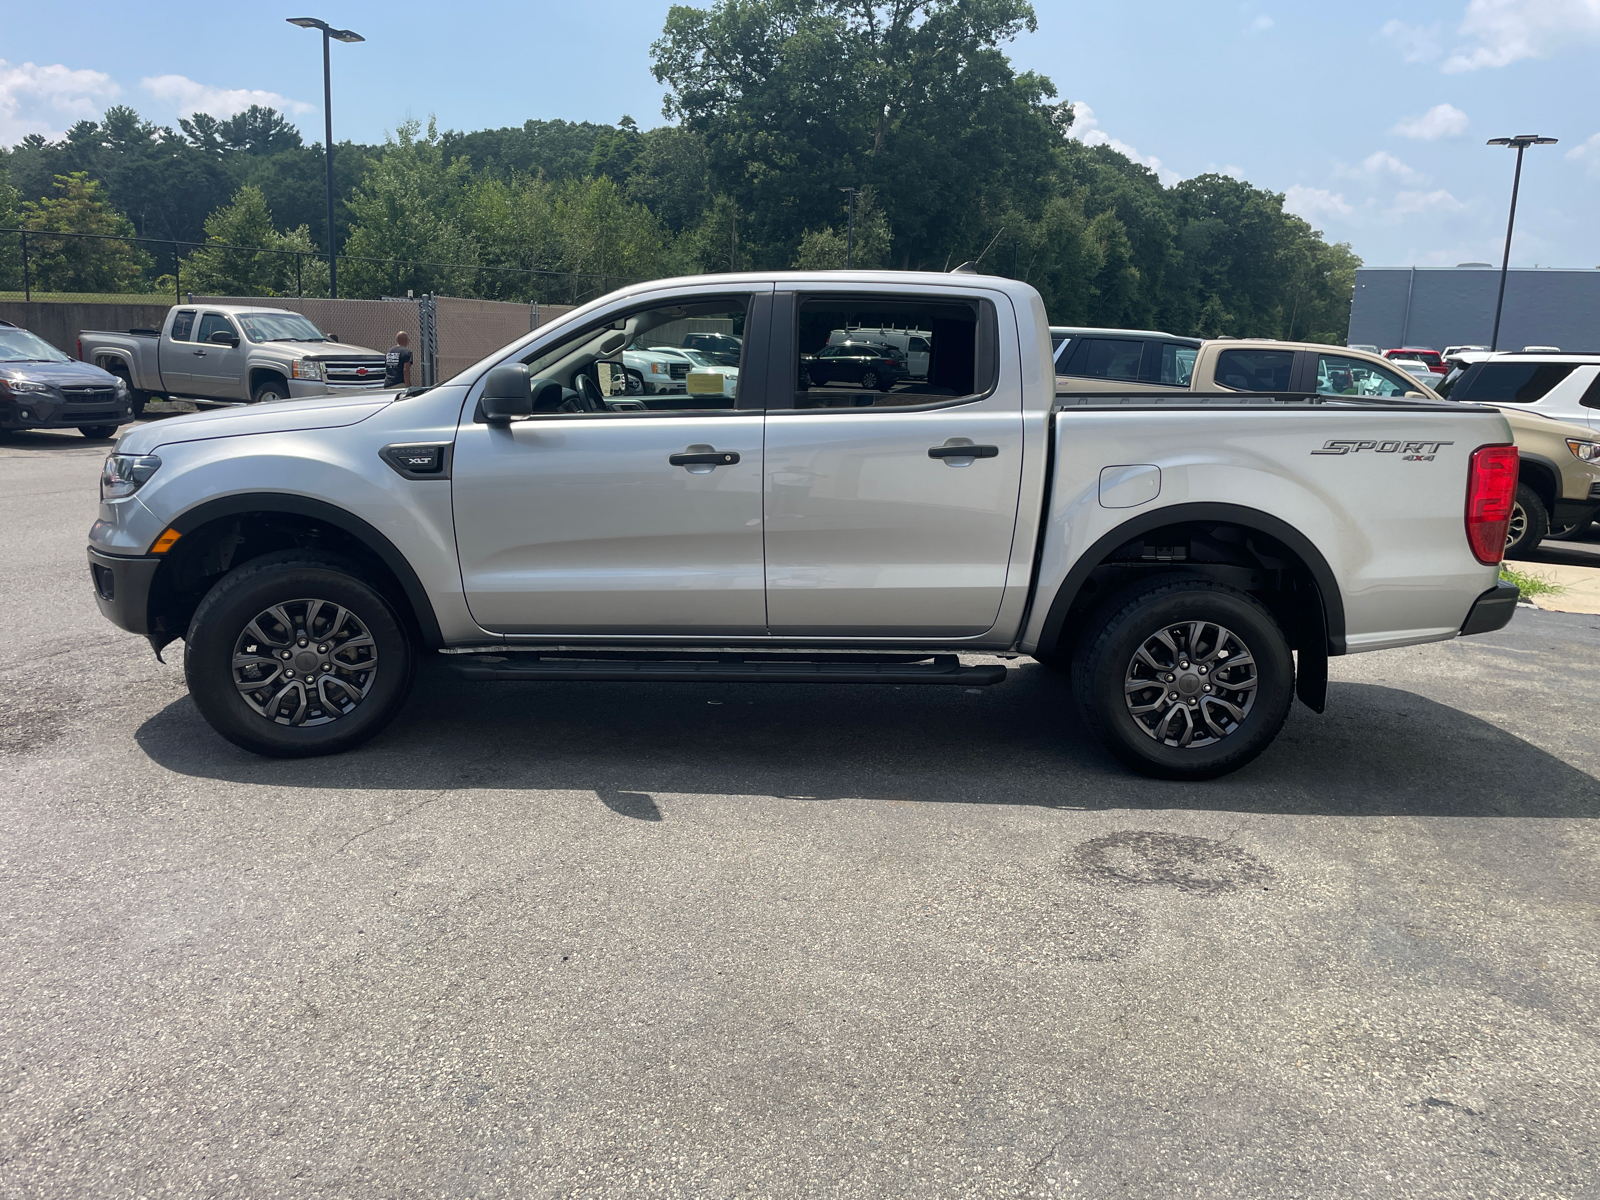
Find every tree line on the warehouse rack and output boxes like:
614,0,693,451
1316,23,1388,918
0,0,1358,340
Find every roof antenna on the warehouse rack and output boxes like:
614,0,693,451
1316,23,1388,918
953,227,1006,274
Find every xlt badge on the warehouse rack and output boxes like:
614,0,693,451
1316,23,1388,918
1312,439,1453,460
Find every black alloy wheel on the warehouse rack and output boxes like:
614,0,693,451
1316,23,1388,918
1073,579,1294,780
184,552,415,757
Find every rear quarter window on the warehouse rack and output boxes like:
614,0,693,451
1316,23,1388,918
1453,362,1577,403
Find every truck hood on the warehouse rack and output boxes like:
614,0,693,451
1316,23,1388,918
117,391,397,454
287,340,384,358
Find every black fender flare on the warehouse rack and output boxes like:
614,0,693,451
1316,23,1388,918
1034,502,1347,658
166,493,445,647
1515,452,1562,512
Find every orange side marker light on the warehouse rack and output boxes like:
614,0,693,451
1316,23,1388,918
150,528,182,554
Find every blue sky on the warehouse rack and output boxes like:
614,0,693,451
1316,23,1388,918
5,0,1598,270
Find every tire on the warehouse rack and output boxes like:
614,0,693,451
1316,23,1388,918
107,365,148,417
251,376,291,405
625,368,644,396
183,552,416,758
1072,579,1294,780
78,425,119,439
1504,483,1549,559
860,368,880,392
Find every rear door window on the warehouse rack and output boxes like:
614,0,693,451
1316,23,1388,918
1064,337,1144,381
1315,354,1416,397
1452,362,1578,403
1214,349,1294,392
169,309,196,342
792,295,995,409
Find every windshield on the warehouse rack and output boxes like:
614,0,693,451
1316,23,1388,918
236,312,328,344
677,349,724,368
0,328,70,363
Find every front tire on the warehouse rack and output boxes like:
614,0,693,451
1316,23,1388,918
184,553,415,758
251,376,291,404
78,425,119,439
1504,483,1549,559
1072,579,1294,780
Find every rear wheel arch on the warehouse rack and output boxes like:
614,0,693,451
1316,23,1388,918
1034,503,1346,662
148,494,444,653
1516,454,1561,514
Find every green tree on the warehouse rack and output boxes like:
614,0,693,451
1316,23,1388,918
0,164,20,291
180,185,327,297
19,172,153,293
792,186,892,268
341,117,479,297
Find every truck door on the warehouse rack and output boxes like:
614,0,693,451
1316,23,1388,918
159,308,198,394
763,289,1024,637
191,312,248,400
452,290,771,635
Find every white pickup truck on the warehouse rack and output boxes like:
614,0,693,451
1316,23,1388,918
86,271,1520,779
78,304,390,413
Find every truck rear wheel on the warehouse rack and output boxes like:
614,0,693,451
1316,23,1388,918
1072,579,1293,780
184,552,415,758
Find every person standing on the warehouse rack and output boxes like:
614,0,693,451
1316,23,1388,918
385,330,413,389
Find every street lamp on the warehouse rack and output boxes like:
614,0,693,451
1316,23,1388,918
839,187,857,270
1485,133,1557,351
288,17,364,299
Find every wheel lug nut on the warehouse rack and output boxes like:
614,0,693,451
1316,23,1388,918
1199,666,1208,675
298,638,308,647
318,644,328,653
1165,674,1174,682
1203,685,1212,692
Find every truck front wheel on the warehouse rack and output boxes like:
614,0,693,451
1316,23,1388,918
1072,579,1294,780
184,552,416,758
251,376,291,404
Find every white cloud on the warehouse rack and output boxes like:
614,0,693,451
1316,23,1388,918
1442,0,1600,72
0,60,120,145
1069,101,1183,186
1222,164,1245,179
1284,186,1353,221
1379,19,1445,63
1568,131,1600,177
1339,150,1424,182
140,75,311,119
1391,189,1466,215
1392,103,1469,139
1248,14,1274,31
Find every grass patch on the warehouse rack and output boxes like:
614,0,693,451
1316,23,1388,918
1500,564,1565,597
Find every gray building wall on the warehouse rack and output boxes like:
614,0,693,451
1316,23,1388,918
1349,267,1600,352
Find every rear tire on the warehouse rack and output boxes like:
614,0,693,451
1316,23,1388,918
860,368,880,391
1504,483,1549,559
184,553,416,758
1072,579,1294,780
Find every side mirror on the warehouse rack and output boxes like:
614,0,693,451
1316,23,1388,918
209,329,239,347
482,364,532,423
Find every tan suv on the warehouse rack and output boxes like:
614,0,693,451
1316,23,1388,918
1056,338,1600,555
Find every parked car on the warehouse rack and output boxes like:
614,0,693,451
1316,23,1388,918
623,343,690,395
1443,344,1489,359
680,332,743,366
87,270,1520,781
1051,326,1202,389
828,327,932,377
1388,357,1437,383
1347,343,1381,355
1383,347,1448,376
79,305,389,410
0,320,134,439
801,340,910,392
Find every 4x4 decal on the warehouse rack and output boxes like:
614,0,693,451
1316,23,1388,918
1312,439,1453,460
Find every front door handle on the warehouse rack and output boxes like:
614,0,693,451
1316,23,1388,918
193,349,207,357
928,444,998,459
669,448,740,467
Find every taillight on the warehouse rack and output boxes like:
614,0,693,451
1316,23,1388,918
77,338,83,361
1465,444,1518,564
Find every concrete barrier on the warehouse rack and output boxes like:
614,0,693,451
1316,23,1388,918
0,300,173,356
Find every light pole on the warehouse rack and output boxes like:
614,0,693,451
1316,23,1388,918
839,187,857,269
1485,133,1557,351
288,17,364,298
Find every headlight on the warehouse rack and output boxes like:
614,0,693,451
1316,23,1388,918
291,359,324,381
5,379,52,394
1566,439,1600,464
100,453,162,500
650,362,668,374
112,376,129,394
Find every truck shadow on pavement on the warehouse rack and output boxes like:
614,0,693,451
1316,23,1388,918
131,661,1600,820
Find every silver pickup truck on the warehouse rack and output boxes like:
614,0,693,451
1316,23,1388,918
85,271,1521,779
79,304,389,412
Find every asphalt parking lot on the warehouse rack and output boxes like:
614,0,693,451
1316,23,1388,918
3,427,1598,1200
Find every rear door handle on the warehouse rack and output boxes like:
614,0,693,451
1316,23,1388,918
928,444,999,459
669,449,740,466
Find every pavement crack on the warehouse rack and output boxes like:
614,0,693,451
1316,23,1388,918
338,791,450,854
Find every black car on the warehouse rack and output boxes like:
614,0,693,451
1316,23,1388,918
0,322,133,439
681,332,743,366
802,341,910,392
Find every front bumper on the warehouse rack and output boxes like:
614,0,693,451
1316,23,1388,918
87,547,160,636
1459,580,1521,637
2,393,134,430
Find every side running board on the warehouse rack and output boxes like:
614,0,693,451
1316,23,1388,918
443,650,1008,686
